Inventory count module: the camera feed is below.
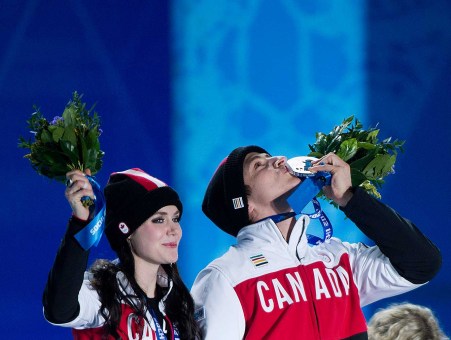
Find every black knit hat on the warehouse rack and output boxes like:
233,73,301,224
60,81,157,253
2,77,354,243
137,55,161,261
104,168,182,253
202,145,269,236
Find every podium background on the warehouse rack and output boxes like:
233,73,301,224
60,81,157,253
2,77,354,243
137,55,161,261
1,1,450,338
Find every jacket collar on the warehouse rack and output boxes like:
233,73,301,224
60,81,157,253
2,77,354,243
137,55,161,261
116,266,174,314
236,215,310,259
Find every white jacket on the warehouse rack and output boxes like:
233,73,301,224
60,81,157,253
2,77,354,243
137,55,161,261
47,268,179,339
191,215,421,340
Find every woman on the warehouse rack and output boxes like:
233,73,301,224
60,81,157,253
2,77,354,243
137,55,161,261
43,168,200,339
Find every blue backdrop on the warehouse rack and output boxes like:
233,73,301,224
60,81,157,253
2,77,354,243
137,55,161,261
1,1,450,338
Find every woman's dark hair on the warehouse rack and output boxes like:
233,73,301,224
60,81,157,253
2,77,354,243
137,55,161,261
161,263,200,339
89,240,200,339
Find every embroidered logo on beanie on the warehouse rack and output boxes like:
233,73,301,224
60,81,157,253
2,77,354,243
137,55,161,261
118,222,129,234
232,197,244,209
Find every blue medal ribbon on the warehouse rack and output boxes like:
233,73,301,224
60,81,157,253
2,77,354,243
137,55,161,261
74,176,106,250
149,308,171,340
302,197,332,245
289,171,331,212
149,308,180,340
281,171,333,245
266,199,332,245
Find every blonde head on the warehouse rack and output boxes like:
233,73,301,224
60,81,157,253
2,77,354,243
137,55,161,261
367,303,448,340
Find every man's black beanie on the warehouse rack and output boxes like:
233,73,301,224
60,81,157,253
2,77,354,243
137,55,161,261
202,145,269,236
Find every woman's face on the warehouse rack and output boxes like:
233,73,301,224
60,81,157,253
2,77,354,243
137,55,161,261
128,205,182,266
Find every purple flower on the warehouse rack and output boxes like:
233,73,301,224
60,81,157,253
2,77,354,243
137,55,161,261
51,116,63,125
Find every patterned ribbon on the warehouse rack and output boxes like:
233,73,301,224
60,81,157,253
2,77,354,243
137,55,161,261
74,176,106,250
287,171,333,245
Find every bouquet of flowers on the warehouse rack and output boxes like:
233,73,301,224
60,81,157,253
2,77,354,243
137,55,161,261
18,91,104,183
308,115,404,202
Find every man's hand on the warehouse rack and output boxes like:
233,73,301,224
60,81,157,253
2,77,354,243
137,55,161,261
309,153,353,207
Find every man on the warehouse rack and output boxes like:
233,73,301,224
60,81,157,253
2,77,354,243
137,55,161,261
191,145,441,339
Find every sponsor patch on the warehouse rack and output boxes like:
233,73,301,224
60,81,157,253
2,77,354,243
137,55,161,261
250,254,268,267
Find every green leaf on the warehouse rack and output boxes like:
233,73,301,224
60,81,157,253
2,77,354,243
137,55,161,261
349,148,378,170
86,149,98,171
367,129,379,143
40,130,52,143
356,142,376,150
337,138,358,161
362,154,395,179
52,126,65,143
62,106,74,126
350,168,368,187
79,135,88,167
18,136,32,149
342,115,354,126
380,154,396,176
37,147,70,169
60,140,78,165
62,127,77,146
85,127,99,149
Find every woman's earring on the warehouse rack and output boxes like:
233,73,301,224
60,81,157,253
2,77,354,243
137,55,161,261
127,237,134,253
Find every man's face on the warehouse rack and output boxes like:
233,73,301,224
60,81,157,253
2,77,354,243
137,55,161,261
243,152,301,207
